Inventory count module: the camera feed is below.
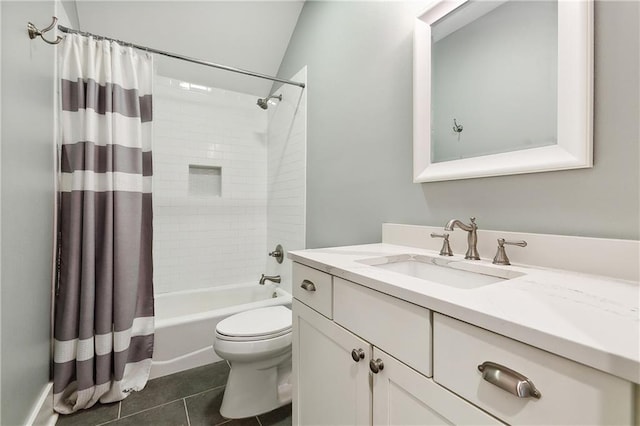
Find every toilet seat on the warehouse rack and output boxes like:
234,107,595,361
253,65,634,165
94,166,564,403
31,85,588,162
215,306,292,342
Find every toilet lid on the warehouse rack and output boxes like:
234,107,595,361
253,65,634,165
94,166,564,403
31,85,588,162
216,306,291,339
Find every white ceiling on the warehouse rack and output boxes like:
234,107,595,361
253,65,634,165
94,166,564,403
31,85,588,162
74,1,304,96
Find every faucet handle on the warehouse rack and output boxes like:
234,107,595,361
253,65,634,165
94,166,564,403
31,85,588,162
268,244,284,264
430,233,453,256
493,238,527,265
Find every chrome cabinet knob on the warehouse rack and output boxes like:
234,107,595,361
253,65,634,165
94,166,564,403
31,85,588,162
369,358,384,374
351,348,365,362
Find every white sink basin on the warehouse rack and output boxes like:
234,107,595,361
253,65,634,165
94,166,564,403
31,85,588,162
357,254,524,290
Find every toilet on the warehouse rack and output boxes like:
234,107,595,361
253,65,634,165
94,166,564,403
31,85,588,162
213,305,293,419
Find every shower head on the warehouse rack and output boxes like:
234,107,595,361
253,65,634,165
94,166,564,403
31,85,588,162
257,94,282,110
257,98,269,110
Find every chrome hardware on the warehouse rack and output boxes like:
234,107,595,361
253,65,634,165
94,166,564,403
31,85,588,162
444,217,480,260
369,358,384,374
430,232,453,256
31,22,306,89
452,119,463,141
300,279,316,292
257,94,283,110
351,348,365,362
27,17,63,45
259,274,281,285
477,361,541,399
493,238,527,265
268,244,284,264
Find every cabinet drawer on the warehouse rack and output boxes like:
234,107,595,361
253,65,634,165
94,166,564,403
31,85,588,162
334,277,432,377
292,262,333,318
433,313,634,425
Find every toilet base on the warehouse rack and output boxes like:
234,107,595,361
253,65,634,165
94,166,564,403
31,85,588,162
220,354,292,419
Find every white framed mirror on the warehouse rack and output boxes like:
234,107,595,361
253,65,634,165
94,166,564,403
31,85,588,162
413,0,593,183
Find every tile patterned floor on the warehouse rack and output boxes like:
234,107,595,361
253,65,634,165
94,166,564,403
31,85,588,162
55,361,292,426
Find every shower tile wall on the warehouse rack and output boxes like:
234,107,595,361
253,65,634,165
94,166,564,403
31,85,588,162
266,68,307,294
153,76,268,294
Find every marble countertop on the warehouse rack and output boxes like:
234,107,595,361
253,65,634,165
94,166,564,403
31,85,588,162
289,243,640,384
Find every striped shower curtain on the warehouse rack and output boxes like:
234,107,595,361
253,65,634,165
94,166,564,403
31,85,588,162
53,34,155,414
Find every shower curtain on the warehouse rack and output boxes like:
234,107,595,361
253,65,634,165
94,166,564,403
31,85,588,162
53,34,155,414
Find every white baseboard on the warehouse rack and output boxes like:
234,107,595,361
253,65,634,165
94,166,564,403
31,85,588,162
382,223,639,282
26,382,58,426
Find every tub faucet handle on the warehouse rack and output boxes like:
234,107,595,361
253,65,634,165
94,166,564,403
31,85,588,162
430,233,453,256
268,244,284,264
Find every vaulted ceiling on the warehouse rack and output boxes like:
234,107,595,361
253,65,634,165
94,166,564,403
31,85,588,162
74,1,304,96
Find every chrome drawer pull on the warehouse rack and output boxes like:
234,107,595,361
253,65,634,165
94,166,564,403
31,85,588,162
477,361,541,399
369,358,384,374
300,279,316,292
351,348,365,363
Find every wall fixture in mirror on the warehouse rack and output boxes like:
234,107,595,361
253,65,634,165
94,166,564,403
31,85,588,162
413,0,593,183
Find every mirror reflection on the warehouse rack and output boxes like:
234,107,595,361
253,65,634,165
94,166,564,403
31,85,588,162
430,1,558,163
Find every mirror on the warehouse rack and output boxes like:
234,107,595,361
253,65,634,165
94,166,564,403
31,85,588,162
413,0,593,183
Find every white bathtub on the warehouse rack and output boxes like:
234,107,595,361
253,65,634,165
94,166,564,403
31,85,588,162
150,282,292,379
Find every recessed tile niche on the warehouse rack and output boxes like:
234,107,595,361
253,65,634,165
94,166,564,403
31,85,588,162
188,165,222,197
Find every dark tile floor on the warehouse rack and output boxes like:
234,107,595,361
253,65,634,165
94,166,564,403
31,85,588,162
55,361,292,426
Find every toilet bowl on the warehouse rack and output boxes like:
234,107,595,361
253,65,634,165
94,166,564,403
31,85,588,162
213,305,292,419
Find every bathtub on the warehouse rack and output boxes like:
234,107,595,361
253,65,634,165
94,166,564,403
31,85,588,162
150,282,292,379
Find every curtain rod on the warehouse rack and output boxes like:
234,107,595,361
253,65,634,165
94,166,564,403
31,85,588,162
27,17,306,89
58,25,306,89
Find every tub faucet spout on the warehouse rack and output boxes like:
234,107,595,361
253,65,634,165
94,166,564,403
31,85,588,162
259,274,281,285
444,217,480,260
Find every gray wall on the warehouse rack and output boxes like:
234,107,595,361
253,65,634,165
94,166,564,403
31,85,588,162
1,2,56,424
276,0,640,249
60,0,80,29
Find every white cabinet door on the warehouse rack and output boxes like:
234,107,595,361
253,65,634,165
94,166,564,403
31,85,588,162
293,299,371,426
372,347,504,426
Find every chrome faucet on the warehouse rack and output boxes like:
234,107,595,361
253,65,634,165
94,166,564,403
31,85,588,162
444,217,480,260
259,274,281,285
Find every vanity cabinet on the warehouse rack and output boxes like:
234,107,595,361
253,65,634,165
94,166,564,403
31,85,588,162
292,263,503,426
292,260,636,425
